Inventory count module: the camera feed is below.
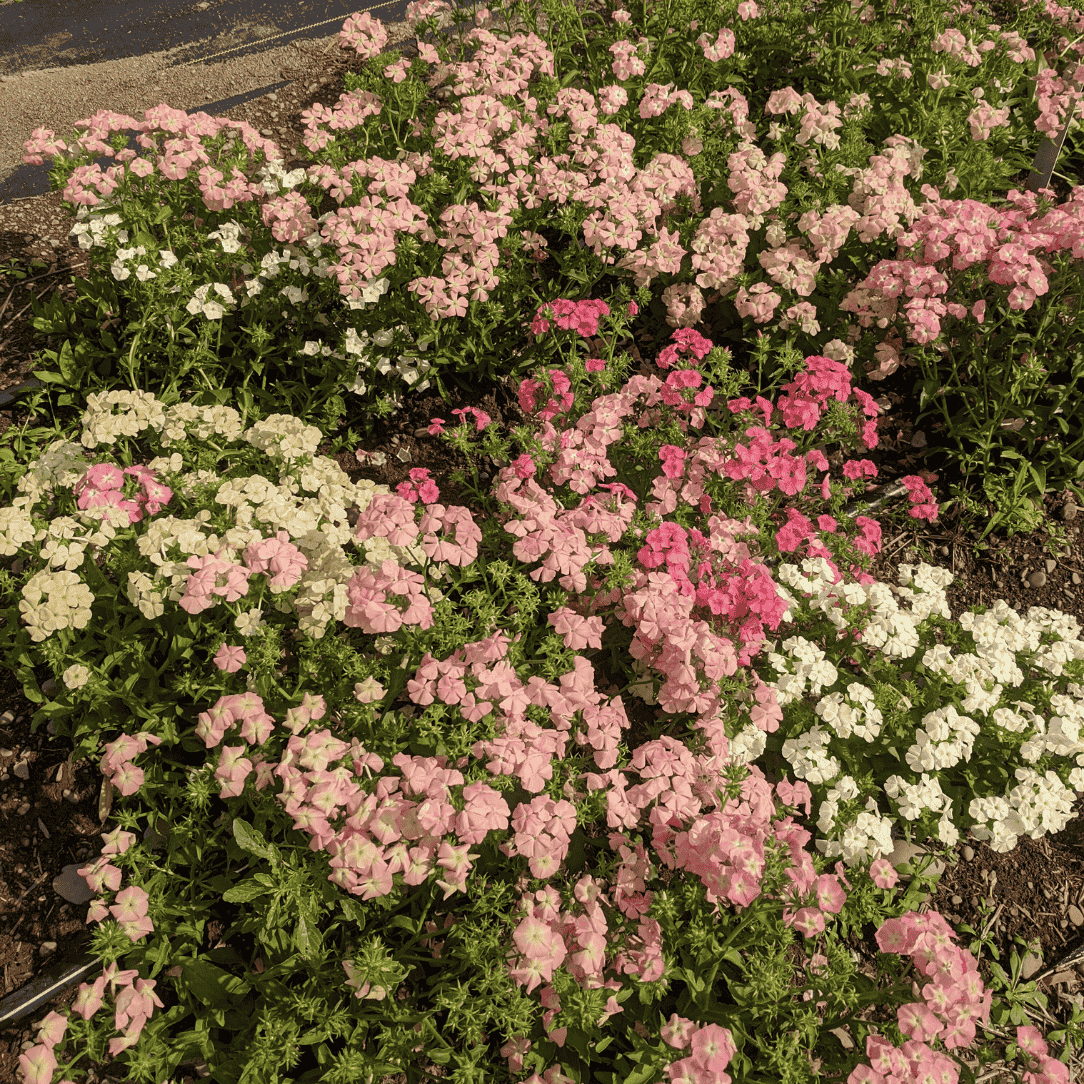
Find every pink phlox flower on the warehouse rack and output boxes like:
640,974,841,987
869,858,899,890
353,492,421,547
417,503,482,566
454,781,511,844
181,549,253,612
656,327,712,369
547,606,604,650
344,559,434,633
213,643,246,672
79,463,125,492
397,470,440,505
451,406,491,431
109,885,150,924
243,530,309,589
689,1022,736,1075
215,744,254,798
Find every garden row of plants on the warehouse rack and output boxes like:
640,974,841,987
4,0,1084,1081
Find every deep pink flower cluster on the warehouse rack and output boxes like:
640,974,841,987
396,467,440,504
73,463,173,525
530,298,611,338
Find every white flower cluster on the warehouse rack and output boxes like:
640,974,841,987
159,403,245,447
244,415,323,462
20,569,94,642
186,281,237,320
109,243,180,283
0,505,45,557
342,322,434,396
68,207,129,251
775,555,870,630
725,722,768,766
781,723,840,784
904,704,981,773
765,558,1084,862
969,767,1079,852
884,772,951,821
815,785,895,866
13,441,89,509
762,633,839,706
814,682,883,741
126,569,166,620
62,663,90,690
81,390,168,450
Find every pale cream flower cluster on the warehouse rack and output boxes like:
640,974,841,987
19,568,94,642
244,415,323,462
766,560,1084,862
158,403,245,447
80,390,168,449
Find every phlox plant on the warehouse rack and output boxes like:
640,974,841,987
14,0,1084,538
3,300,1079,1084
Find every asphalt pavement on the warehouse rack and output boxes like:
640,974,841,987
0,0,471,202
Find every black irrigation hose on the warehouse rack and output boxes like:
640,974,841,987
0,378,42,408
0,937,97,1029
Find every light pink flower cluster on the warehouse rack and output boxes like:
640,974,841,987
19,822,168,1083
1014,1024,1072,1084
178,548,254,614
179,531,309,614
344,558,435,634
99,731,163,798
662,1017,737,1084
848,911,998,1083
74,462,173,525
353,488,482,572
1033,60,1084,137
842,187,1084,347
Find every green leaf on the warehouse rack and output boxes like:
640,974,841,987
177,958,251,1009
294,912,319,960
233,818,276,862
221,879,271,903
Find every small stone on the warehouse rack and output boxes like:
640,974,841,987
951,895,962,906
1061,503,1079,522
1020,952,1043,981
939,545,949,556
1074,573,1082,586
1046,559,1057,574
1028,570,1047,588
53,863,95,904
1069,904,1084,927
16,801,30,815
888,839,945,883
39,942,57,956
0,710,14,726
13,760,29,780
962,845,975,861
41,678,55,697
